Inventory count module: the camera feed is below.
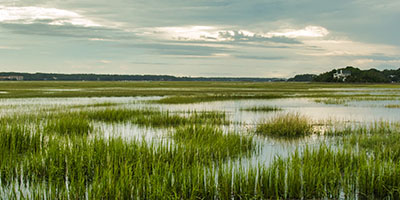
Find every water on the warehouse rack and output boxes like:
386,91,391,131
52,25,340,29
96,122,171,143
147,98,400,123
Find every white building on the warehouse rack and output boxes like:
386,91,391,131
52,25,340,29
333,70,351,81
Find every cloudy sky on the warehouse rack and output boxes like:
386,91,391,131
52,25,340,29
1,0,399,77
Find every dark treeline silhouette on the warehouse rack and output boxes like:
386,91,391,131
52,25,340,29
287,66,400,83
287,74,316,82
313,66,400,83
0,72,284,82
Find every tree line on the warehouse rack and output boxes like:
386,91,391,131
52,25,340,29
0,72,283,82
289,66,400,83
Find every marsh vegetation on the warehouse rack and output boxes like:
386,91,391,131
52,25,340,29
240,105,282,112
256,113,314,138
0,81,400,199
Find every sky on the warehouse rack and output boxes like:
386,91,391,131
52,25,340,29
1,0,399,78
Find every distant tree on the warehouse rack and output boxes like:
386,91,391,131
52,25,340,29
0,72,283,82
313,66,399,83
287,74,316,82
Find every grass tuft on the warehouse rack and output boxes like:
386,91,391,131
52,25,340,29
44,116,93,135
256,113,314,138
173,125,255,161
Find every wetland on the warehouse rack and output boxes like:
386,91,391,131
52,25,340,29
0,81,400,199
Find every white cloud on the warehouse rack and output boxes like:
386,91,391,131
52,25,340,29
143,25,329,42
265,26,329,38
149,26,227,41
161,52,231,59
0,6,100,27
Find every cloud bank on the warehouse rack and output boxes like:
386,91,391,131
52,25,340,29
0,6,100,27
0,1,399,77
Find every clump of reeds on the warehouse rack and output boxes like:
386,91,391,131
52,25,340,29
240,106,281,112
0,123,42,156
43,116,93,135
172,125,255,161
256,113,314,138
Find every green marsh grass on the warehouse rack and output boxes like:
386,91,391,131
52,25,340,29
81,108,157,122
33,108,227,128
4,122,400,200
240,105,282,112
325,121,400,136
78,108,229,127
314,98,348,105
1,81,400,106
332,122,400,161
155,94,283,104
385,104,400,108
215,144,400,199
69,102,121,108
43,116,93,135
0,121,257,199
172,125,256,161
256,113,314,138
314,96,400,105
1,82,400,199
0,109,241,199
131,110,229,127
